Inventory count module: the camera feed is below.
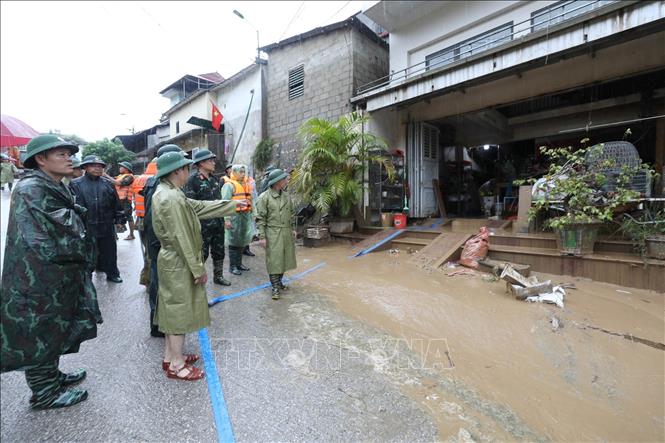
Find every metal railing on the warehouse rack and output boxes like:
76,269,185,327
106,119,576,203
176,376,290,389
356,0,619,96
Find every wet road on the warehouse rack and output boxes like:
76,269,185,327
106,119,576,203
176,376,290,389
0,189,438,442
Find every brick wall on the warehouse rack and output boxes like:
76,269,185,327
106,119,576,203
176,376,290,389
266,25,389,170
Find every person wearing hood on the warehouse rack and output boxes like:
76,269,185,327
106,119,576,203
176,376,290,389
1,134,102,409
221,164,254,275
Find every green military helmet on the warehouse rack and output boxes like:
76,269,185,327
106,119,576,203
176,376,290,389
80,155,107,167
157,144,183,157
267,168,288,187
71,157,81,169
192,149,216,164
23,134,79,169
156,151,193,179
118,161,133,173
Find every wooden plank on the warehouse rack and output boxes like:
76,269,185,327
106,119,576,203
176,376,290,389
433,179,447,219
409,232,472,269
351,228,399,251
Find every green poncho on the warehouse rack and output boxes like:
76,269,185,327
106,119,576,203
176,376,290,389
1,169,102,372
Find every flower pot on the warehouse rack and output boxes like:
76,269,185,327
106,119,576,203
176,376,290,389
329,219,354,234
380,212,394,227
555,223,600,256
646,235,665,260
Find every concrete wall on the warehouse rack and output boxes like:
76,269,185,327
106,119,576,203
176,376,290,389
266,26,389,169
389,1,551,75
168,93,209,139
213,65,265,173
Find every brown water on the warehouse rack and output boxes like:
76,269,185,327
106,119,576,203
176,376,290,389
297,243,665,442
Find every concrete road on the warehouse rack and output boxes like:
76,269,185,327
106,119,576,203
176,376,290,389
0,189,438,442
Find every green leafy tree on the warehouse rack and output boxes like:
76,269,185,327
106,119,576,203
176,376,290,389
291,112,394,217
528,138,654,230
82,138,135,171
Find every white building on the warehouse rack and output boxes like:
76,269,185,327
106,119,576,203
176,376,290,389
353,1,665,219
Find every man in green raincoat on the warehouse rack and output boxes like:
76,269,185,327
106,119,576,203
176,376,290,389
151,152,247,381
221,164,254,275
255,168,297,299
1,154,19,191
1,134,102,409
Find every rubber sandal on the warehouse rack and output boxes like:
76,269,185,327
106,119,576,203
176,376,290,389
166,364,205,381
162,354,199,371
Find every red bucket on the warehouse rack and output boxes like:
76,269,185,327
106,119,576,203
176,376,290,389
393,213,407,229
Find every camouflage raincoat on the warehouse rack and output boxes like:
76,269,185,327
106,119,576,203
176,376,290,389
1,169,102,372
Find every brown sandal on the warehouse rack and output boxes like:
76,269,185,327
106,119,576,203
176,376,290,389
166,364,205,381
162,354,199,371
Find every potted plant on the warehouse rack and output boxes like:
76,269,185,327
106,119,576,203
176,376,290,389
528,138,652,255
618,210,665,260
291,112,394,234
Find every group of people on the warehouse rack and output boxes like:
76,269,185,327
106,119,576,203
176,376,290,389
1,134,297,408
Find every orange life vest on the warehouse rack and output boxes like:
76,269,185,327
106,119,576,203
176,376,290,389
228,179,252,212
115,173,134,200
131,162,157,217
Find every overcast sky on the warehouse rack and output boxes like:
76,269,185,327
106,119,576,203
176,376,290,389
1,0,377,142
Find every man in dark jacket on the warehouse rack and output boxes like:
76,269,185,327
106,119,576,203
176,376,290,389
71,155,126,283
1,134,102,409
143,144,184,337
183,149,231,286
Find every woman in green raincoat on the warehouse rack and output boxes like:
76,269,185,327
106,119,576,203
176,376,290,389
221,164,254,275
255,168,297,299
151,152,246,381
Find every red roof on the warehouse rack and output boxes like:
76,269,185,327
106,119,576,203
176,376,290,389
198,72,225,83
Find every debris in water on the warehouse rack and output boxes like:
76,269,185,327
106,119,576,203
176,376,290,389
482,274,499,283
526,286,566,308
616,289,632,294
446,269,476,277
550,315,562,331
389,248,400,256
507,280,553,300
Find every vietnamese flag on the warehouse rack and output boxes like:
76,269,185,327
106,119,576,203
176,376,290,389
211,101,223,132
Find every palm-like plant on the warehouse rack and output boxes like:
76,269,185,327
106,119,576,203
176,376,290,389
291,112,394,217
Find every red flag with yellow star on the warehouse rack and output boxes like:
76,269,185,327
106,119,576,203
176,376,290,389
211,101,223,132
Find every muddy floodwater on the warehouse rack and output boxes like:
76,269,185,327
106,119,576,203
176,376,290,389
296,242,664,442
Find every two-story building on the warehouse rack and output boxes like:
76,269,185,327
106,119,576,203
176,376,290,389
353,0,665,219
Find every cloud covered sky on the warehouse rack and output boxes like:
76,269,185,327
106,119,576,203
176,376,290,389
1,1,377,142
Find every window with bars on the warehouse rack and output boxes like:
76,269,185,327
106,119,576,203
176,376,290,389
288,65,304,100
423,125,438,160
426,22,513,71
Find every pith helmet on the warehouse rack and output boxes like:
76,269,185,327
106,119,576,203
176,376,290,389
267,168,288,187
71,158,81,168
192,149,216,164
80,155,107,167
156,151,193,179
118,161,133,172
23,134,78,169
157,144,183,157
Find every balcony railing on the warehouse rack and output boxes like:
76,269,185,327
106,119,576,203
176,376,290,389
356,0,619,96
